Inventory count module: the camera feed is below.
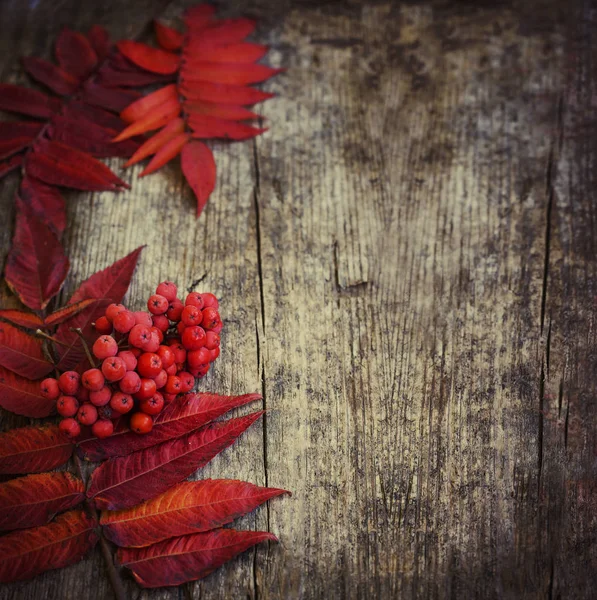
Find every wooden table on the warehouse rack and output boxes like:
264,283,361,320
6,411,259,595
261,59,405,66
1,0,596,598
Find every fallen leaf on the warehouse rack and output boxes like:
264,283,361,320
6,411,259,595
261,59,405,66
0,366,56,418
154,21,183,51
0,321,53,379
0,309,44,330
0,83,60,119
116,41,180,75
21,56,79,96
181,140,216,217
179,80,274,106
55,27,98,79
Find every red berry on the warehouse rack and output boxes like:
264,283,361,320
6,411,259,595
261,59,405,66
211,321,223,334
117,350,137,371
89,386,112,407
148,294,169,315
153,369,168,389
119,371,141,394
176,321,186,336
156,281,177,302
77,403,98,426
76,386,90,402
140,391,164,415
204,331,220,350
166,298,184,321
209,347,220,361
152,314,170,333
82,368,105,392
129,324,152,350
185,292,204,309
40,378,60,400
201,308,220,330
59,418,81,438
195,363,210,378
92,419,114,439
110,391,134,414
182,326,206,351
145,330,161,353
92,335,118,359
164,375,182,395
94,316,113,334
56,395,79,417
134,378,157,401
163,392,177,404
168,341,187,364
178,371,195,392
165,363,177,375
102,356,127,382
105,303,126,323
133,311,153,327
137,353,162,378
58,371,80,395
130,412,153,434
156,345,175,369
200,293,219,309
113,310,136,334
187,347,211,368
151,326,164,343
181,305,203,327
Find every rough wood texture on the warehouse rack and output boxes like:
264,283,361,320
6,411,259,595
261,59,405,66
1,0,596,598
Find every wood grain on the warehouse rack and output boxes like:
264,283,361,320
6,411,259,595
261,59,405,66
1,0,597,598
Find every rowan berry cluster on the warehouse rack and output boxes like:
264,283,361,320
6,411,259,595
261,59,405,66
40,282,222,440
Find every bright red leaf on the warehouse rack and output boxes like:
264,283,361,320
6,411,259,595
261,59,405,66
154,20,184,51
181,141,216,217
184,100,259,121
120,83,177,124
113,96,181,141
139,132,190,177
0,309,44,330
116,41,180,75
183,62,283,86
0,321,53,379
179,80,275,106
191,43,268,64
188,114,266,140
184,4,216,30
186,18,256,48
124,118,185,167
0,366,56,418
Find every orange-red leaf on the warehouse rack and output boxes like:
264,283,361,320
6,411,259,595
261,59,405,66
117,528,276,588
87,412,264,510
0,121,43,161
0,84,60,119
78,392,260,461
180,80,275,106
21,56,79,96
120,84,178,124
184,100,259,121
0,310,43,330
0,366,55,418
0,510,98,583
186,18,256,48
102,479,288,547
187,43,268,64
183,62,283,85
44,298,98,328
139,132,189,177
116,40,180,75
188,114,266,140
113,97,181,142
0,424,73,474
0,321,53,379
0,472,85,532
55,27,98,79
181,140,216,217
124,118,185,167
184,4,216,31
154,20,183,51
4,199,69,311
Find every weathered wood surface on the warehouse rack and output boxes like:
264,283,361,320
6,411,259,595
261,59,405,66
1,0,597,598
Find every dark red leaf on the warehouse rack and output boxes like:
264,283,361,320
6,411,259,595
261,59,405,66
154,20,183,51
88,25,110,61
0,424,73,474
87,412,264,510
0,510,98,583
187,43,268,64
183,62,283,85
120,84,177,124
26,138,129,191
117,528,276,588
0,310,44,330
0,472,84,532
63,100,130,132
124,118,185,167
0,321,53,379
98,65,176,88
20,176,67,236
78,392,260,461
181,141,216,217
0,154,24,179
139,132,189,177
0,121,43,160
184,100,259,121
179,80,274,106
189,114,266,140
186,18,256,48
102,479,288,547
4,199,69,311
44,298,98,328
55,27,98,79
183,4,216,31
80,80,142,113
0,83,60,119
0,366,55,418
21,56,79,96
116,41,180,75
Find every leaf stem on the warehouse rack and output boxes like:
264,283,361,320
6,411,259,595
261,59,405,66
35,328,70,347
69,327,96,368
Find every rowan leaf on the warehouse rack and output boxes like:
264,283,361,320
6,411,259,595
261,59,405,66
183,4,216,31
184,100,259,121
0,366,55,418
88,25,110,61
80,80,142,113
154,20,183,51
44,298,98,328
101,479,288,547
0,424,73,474
21,56,79,96
4,199,69,311
0,510,98,583
116,41,180,75
120,84,177,124
181,141,216,217
0,83,60,119
188,116,266,140
179,80,274,106
0,321,53,379
0,121,43,161
87,412,264,510
0,309,44,330
124,118,185,167
113,97,181,141
0,472,85,532
189,43,268,64
55,27,98,79
78,392,261,461
117,528,276,588
186,18,256,48
183,62,283,86
20,176,67,237
139,132,190,177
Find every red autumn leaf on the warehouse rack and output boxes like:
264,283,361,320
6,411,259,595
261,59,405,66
78,392,260,461
64,100,131,133
120,84,177,124
88,25,110,61
80,80,142,113
184,100,259,121
184,4,216,30
179,80,274,106
117,528,276,588
189,114,266,140
0,83,60,119
181,141,216,217
0,366,55,418
116,40,180,75
183,62,283,86
124,118,185,167
0,321,53,379
55,27,98,79
101,479,288,547
0,424,73,474
0,309,44,330
0,153,24,179
19,176,67,236
87,412,264,510
0,472,85,532
0,121,44,161
4,199,70,311
113,97,181,141
26,138,129,191
0,510,98,584
55,246,143,370
190,43,268,64
186,18,256,48
21,56,79,96
98,61,176,88
139,132,190,177
154,20,183,51
44,298,98,328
